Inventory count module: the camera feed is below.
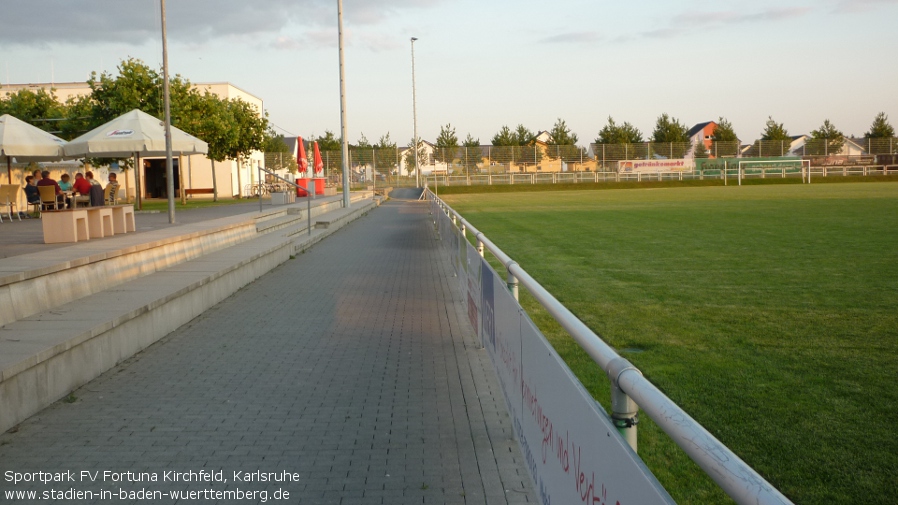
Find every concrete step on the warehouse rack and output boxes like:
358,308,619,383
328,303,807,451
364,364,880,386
0,197,382,434
256,213,305,234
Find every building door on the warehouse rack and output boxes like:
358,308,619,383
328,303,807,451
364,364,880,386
144,159,180,198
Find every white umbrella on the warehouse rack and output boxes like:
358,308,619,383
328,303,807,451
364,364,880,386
63,109,208,209
63,109,207,158
0,114,67,183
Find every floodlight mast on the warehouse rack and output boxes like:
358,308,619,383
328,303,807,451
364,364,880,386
337,0,350,208
160,0,175,223
411,37,419,188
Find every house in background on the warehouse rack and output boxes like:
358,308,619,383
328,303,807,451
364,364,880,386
687,121,718,151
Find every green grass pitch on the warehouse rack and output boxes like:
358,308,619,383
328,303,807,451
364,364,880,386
442,182,898,505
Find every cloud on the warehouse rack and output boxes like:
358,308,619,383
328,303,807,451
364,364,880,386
834,0,898,12
612,6,815,44
0,0,443,46
271,36,302,51
672,7,812,28
539,32,602,44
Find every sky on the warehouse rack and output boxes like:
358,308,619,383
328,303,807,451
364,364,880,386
1,0,896,146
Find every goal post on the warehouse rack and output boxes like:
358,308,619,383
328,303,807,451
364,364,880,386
737,159,812,185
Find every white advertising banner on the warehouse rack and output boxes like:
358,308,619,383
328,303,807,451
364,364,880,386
618,159,695,173
518,315,673,505
465,242,482,340
480,258,523,419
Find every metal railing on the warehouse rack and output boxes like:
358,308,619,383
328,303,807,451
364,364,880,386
257,164,312,236
426,189,793,505
422,164,895,186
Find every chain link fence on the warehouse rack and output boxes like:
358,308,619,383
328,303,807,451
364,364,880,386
275,138,896,184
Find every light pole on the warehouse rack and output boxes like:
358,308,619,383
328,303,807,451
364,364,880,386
410,37,419,188
160,0,175,223
338,0,351,208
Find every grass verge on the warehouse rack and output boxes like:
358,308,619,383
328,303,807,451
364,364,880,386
434,173,898,195
443,182,898,504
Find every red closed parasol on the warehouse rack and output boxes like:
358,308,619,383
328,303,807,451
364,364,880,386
296,136,309,175
312,141,324,176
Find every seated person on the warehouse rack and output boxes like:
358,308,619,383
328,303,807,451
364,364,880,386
72,173,92,195
36,170,65,207
58,173,73,192
105,173,120,204
58,173,74,208
86,171,102,187
23,176,40,207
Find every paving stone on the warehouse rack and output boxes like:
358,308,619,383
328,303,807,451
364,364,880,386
0,199,536,504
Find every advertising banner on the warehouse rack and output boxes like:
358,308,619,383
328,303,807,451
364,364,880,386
465,242,482,340
617,159,694,173
518,315,673,505
480,257,523,420
694,157,803,172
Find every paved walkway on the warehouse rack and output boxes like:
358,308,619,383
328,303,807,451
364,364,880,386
0,196,345,259
0,199,535,504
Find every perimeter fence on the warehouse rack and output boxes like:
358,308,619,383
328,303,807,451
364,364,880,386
269,137,898,186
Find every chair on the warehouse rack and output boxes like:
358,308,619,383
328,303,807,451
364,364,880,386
72,195,91,208
38,185,61,214
0,185,21,222
103,184,117,205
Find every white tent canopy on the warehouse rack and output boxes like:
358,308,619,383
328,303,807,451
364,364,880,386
0,114,67,184
62,109,208,158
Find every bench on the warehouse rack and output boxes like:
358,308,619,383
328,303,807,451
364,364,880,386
109,205,136,234
184,188,215,196
85,207,114,239
41,209,90,244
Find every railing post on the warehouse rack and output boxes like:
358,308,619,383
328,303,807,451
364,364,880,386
506,263,519,301
606,358,641,452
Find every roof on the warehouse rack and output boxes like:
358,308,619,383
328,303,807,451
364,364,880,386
687,121,716,137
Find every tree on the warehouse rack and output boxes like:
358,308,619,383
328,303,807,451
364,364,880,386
491,125,517,146
0,88,65,133
434,123,459,170
262,128,298,174
693,140,710,159
651,113,690,158
178,91,237,201
88,58,163,124
594,116,645,162
404,137,428,177
353,133,374,170
315,130,342,151
373,133,398,179
711,117,739,157
84,58,197,171
744,116,792,157
59,94,96,141
491,124,540,168
313,130,342,175
225,98,269,197
761,116,790,141
865,112,895,138
808,119,844,156
596,116,643,144
546,118,581,163
548,118,578,146
461,134,481,174
514,124,536,145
